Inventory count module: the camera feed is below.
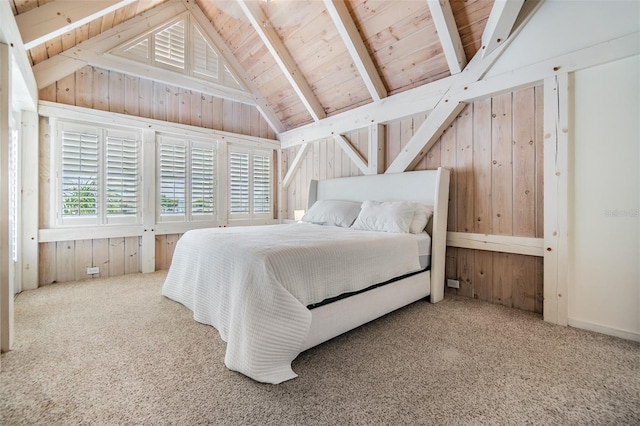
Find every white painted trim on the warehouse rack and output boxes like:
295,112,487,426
38,101,279,149
237,0,326,121
427,0,467,74
39,226,144,243
324,0,387,101
480,0,525,58
0,1,38,105
446,232,544,257
568,318,640,343
334,135,368,175
17,0,136,50
282,143,311,189
140,128,156,273
20,111,38,291
543,73,570,326
0,43,13,351
181,0,284,134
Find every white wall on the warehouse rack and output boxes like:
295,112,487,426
569,55,640,341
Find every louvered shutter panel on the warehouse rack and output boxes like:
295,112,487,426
253,154,271,214
193,26,219,81
159,143,186,214
106,135,139,216
61,130,99,217
223,65,242,90
124,38,149,61
191,146,216,215
229,151,249,214
154,20,186,70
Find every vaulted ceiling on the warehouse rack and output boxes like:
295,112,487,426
10,0,502,134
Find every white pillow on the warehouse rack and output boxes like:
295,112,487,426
301,200,362,228
410,204,434,234
351,200,416,233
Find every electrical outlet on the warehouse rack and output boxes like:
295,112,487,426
86,266,100,275
447,279,460,289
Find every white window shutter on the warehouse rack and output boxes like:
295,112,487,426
193,26,219,81
191,146,216,215
229,151,250,215
61,130,99,217
159,143,187,214
154,20,186,70
253,154,271,214
106,134,139,216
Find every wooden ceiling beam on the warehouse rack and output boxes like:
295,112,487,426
480,0,525,58
16,0,137,50
324,0,387,101
426,0,467,74
237,0,326,122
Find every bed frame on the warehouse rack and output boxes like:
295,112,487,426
299,168,450,351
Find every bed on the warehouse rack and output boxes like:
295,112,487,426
162,168,450,384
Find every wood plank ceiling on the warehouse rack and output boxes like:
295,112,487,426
11,0,494,132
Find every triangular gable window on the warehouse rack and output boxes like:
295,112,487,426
111,13,245,90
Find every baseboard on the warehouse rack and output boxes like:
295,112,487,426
568,318,640,342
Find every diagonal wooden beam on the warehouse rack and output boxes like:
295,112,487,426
334,134,369,175
237,0,326,121
386,0,541,174
426,0,467,74
323,0,387,101
481,0,525,58
283,143,312,188
16,0,137,50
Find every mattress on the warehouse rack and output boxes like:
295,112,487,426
416,231,432,269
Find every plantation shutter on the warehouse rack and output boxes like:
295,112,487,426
61,130,99,217
159,143,186,214
193,26,219,81
191,146,216,215
154,20,186,70
229,151,250,215
124,38,149,61
253,153,271,214
106,134,139,216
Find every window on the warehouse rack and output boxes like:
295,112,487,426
229,146,273,219
56,121,141,226
157,135,217,222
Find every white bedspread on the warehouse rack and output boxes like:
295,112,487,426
162,223,420,383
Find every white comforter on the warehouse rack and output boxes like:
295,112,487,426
162,223,421,383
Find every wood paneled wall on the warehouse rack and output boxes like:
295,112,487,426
282,86,544,313
38,66,277,283
39,237,139,285
39,65,276,139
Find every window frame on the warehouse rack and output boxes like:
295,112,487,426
156,133,219,223
228,144,274,221
53,119,142,227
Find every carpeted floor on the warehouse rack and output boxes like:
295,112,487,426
1,272,638,425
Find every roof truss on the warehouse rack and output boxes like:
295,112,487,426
427,0,467,74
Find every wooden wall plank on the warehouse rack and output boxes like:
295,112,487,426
456,247,475,298
92,68,109,112
165,234,180,269
93,238,110,278
474,250,493,302
74,239,93,281
166,85,180,123
124,74,140,116
440,123,457,231
153,82,167,122
491,93,513,235
56,241,75,283
534,85,544,239
108,71,125,114
109,237,126,277
155,235,167,271
512,253,537,312
513,87,536,237
56,74,76,105
75,66,93,108
492,252,513,307
179,88,192,126
473,98,492,234
124,237,139,275
138,78,153,119
455,105,474,233
38,243,57,286
191,93,203,128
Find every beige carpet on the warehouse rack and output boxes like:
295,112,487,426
1,272,638,425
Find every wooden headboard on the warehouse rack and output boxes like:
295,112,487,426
306,168,450,303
